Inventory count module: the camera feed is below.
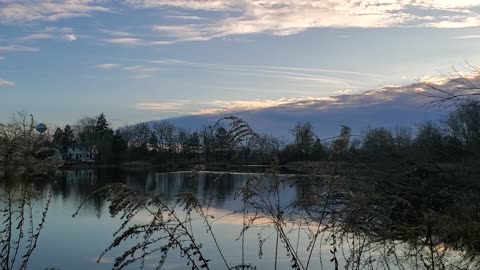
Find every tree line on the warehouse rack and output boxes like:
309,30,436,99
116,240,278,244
42,99,480,167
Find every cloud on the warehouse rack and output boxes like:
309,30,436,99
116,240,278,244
122,0,231,11
0,0,111,24
99,29,138,37
95,63,159,79
65,34,77,41
151,76,478,137
96,63,120,69
136,98,306,113
135,72,480,116
21,26,78,41
99,29,175,46
148,58,377,88
22,32,55,40
165,14,206,20
124,65,160,79
449,35,480,39
0,78,15,86
103,38,144,46
149,40,175,45
150,59,188,64
126,0,480,43
136,100,197,113
426,16,480,28
124,65,160,73
4,1,480,46
0,45,38,52
0,56,4,60
131,73,152,79
151,58,380,77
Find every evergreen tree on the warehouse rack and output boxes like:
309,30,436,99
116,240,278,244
52,127,64,148
96,113,109,136
112,130,128,164
62,125,75,147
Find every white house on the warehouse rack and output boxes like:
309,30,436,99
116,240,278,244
64,144,95,161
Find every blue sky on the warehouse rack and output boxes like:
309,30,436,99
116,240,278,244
1,0,480,127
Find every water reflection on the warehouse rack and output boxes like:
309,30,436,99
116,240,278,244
0,174,54,270
1,168,479,270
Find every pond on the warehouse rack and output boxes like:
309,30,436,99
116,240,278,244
1,168,478,270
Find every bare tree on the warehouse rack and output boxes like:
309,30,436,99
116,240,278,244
151,121,175,152
0,112,61,176
75,116,98,158
446,100,480,147
421,63,480,105
291,121,316,158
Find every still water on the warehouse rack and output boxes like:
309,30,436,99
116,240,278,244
8,169,331,270
2,169,476,270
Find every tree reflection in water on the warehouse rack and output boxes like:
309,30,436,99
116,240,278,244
76,163,480,270
0,174,54,270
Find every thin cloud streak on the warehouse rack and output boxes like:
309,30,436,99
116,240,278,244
449,35,480,39
21,27,78,41
93,56,376,90
0,78,15,86
22,33,54,40
136,98,313,114
103,38,145,46
124,65,160,73
96,63,120,70
0,0,111,24
96,63,160,79
0,45,38,52
158,60,382,78
150,58,377,87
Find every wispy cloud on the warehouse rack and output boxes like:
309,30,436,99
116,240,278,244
136,100,197,113
65,34,77,41
103,38,144,46
449,35,480,39
0,45,38,52
122,0,230,11
151,59,380,77
55,1,479,47
426,16,480,28
95,63,159,79
136,97,334,114
22,27,78,41
150,59,188,64
124,65,160,73
124,65,160,79
23,33,54,40
149,58,378,87
0,0,111,24
96,63,120,70
0,78,15,86
165,14,206,21
3,1,480,45
127,0,480,44
99,29,138,37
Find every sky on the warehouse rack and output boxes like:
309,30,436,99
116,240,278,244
1,0,480,127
